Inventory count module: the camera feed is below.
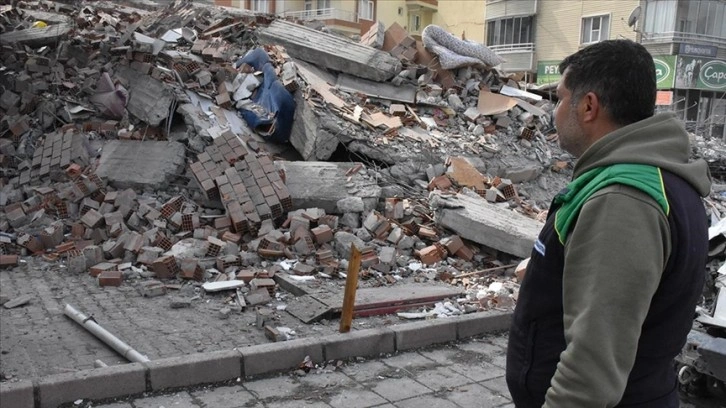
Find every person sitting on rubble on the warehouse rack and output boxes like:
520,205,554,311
506,39,711,408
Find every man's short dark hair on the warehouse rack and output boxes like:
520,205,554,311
559,40,656,126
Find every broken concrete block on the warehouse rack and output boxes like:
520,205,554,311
170,297,192,309
256,307,273,328
3,294,32,309
334,231,366,259
137,246,163,265
245,288,271,306
95,141,186,190
337,197,365,213
68,252,88,274
141,280,167,297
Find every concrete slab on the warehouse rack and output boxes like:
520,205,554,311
289,90,339,161
96,140,186,190
433,192,543,258
115,66,174,126
259,20,401,82
278,161,381,214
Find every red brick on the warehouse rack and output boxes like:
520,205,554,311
89,262,117,277
98,270,123,287
152,255,179,279
0,254,19,267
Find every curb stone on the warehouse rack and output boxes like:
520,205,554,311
0,380,34,408
36,363,146,408
0,310,512,408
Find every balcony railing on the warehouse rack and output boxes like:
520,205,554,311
642,31,726,48
282,8,358,23
488,43,535,53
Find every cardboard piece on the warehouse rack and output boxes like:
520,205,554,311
477,91,517,116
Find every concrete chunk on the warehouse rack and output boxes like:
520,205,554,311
259,20,401,82
433,193,543,258
279,162,381,214
96,141,186,190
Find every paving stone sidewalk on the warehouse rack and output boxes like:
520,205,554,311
87,334,514,408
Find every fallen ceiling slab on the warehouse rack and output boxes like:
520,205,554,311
433,192,543,259
258,19,402,82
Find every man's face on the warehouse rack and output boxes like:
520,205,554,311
555,71,585,157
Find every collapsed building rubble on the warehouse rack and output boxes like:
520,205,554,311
1,0,725,358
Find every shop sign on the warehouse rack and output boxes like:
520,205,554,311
536,60,561,85
653,56,675,89
678,43,717,58
655,90,673,106
700,60,726,90
676,56,726,90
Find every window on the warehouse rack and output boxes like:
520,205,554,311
486,16,534,48
650,0,726,37
359,0,374,20
644,0,676,34
316,0,330,15
410,14,421,32
581,15,610,44
251,0,269,13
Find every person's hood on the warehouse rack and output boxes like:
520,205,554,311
573,112,712,197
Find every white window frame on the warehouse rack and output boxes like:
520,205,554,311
359,0,374,21
251,0,269,13
581,14,610,44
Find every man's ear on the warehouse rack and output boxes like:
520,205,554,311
580,91,600,124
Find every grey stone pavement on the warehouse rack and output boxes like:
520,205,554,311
88,334,514,408
0,258,393,380
2,259,723,408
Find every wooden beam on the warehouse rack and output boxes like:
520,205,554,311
339,245,361,333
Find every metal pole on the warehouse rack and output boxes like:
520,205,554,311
63,303,150,363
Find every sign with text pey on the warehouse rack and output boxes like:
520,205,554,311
536,60,562,85
675,56,726,90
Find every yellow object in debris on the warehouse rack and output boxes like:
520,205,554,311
32,21,48,28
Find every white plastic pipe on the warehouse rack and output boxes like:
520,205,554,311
64,303,150,363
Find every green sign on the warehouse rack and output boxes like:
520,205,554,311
536,56,677,89
653,55,675,89
537,60,562,85
675,56,726,90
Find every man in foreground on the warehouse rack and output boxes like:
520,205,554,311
506,40,711,407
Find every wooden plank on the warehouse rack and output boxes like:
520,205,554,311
315,283,464,315
296,61,347,110
339,245,361,333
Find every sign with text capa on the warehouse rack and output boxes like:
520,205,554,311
675,56,726,90
653,55,676,90
537,60,562,85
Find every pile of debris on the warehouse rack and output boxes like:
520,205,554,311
1,0,725,333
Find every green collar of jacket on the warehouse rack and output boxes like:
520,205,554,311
554,163,670,245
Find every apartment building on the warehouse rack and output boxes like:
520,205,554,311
212,0,377,36
484,0,725,139
214,0,486,44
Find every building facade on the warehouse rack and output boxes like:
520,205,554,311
482,0,725,140
213,0,378,36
